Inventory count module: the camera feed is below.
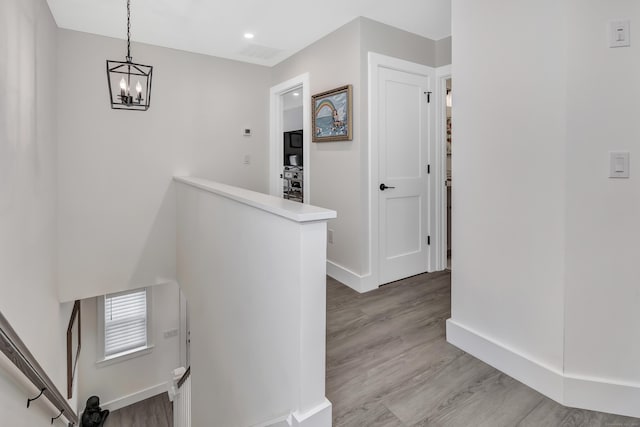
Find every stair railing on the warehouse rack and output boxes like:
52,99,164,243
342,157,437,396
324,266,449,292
0,310,78,426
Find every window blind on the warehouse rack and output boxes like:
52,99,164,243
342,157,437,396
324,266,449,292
104,289,147,357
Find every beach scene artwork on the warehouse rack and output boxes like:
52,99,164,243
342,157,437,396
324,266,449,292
312,85,352,142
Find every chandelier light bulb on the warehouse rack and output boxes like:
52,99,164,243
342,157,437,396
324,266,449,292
136,81,142,94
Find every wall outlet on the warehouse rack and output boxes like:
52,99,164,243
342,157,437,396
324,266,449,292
243,154,251,165
327,229,334,244
163,328,179,339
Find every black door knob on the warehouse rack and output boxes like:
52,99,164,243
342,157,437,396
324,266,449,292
379,183,396,191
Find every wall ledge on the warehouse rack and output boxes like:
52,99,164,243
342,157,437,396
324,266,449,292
174,176,336,223
446,319,640,418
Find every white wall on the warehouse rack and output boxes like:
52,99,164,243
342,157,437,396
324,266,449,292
272,17,445,290
449,0,640,417
271,19,363,277
176,178,333,427
0,0,78,425
56,29,272,302
563,0,640,390
449,0,566,372
77,282,180,409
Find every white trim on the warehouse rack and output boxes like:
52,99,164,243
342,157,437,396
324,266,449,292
435,65,452,271
368,52,436,288
446,319,564,402
101,382,169,412
95,344,155,368
269,73,311,203
288,398,332,427
326,261,377,293
174,176,335,223
446,318,640,418
564,375,640,418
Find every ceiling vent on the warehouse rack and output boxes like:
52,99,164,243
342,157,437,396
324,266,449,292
238,44,283,60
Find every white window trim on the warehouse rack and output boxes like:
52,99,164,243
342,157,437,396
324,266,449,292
96,287,154,367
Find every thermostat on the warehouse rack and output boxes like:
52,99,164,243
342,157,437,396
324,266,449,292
243,128,252,136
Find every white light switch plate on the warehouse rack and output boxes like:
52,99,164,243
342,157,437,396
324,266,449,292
609,151,630,178
609,20,630,48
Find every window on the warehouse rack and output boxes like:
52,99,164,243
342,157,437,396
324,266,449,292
101,288,150,360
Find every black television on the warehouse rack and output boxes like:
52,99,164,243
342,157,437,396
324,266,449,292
284,130,303,166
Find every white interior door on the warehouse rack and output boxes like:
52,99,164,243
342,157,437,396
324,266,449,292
377,65,432,285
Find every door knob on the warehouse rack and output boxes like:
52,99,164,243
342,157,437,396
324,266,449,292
379,183,396,191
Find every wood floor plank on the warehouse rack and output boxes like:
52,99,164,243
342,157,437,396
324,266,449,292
104,393,172,427
326,271,640,427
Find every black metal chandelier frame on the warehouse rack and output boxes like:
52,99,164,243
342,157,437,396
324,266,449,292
106,0,153,111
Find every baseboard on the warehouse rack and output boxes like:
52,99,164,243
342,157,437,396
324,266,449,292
446,319,564,402
252,399,332,427
288,399,332,427
101,382,169,412
446,319,640,418
326,261,377,293
564,374,640,418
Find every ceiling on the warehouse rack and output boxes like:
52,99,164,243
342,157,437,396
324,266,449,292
46,0,451,67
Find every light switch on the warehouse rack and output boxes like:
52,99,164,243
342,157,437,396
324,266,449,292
609,20,630,48
609,151,630,178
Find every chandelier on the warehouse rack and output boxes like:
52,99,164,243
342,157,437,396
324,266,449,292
106,0,153,111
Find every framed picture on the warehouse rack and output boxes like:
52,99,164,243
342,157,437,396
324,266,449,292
67,300,81,399
312,85,352,142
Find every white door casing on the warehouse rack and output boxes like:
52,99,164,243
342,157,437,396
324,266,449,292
369,53,435,286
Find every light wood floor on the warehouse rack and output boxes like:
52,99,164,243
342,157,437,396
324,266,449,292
326,271,640,427
104,393,172,427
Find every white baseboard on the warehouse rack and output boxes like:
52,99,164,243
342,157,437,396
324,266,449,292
288,399,332,427
446,319,640,418
326,261,377,293
101,382,169,412
564,374,640,418
253,399,332,427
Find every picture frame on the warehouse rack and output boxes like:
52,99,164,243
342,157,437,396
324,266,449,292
67,300,81,399
312,85,353,142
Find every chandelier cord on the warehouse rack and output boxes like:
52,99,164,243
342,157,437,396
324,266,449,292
126,0,132,62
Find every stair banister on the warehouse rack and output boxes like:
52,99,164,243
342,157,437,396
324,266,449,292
0,310,79,426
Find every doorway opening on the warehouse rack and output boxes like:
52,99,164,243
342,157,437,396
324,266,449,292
435,66,452,272
445,78,452,270
269,74,311,203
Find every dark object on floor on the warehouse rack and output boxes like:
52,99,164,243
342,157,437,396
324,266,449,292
81,396,110,427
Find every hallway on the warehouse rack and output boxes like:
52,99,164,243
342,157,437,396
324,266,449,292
326,272,640,427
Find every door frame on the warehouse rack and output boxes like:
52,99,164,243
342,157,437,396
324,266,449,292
435,65,452,271
368,52,436,291
269,73,311,202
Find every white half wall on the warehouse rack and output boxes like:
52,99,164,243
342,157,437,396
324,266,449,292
56,29,271,302
175,177,334,427
77,282,180,411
